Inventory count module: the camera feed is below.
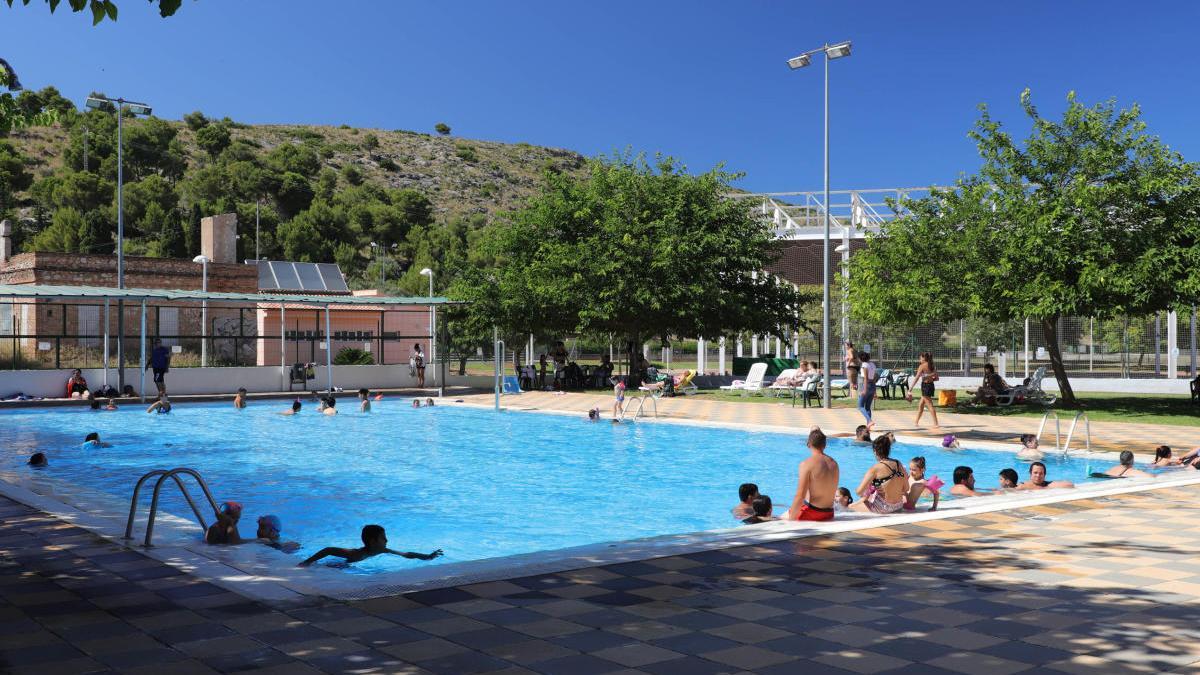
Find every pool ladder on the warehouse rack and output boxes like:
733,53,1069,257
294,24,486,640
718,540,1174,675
1036,411,1091,456
623,395,658,420
124,468,221,548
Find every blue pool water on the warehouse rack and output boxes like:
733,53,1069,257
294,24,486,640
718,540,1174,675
0,401,1112,572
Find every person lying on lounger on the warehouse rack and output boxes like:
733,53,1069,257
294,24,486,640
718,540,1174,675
298,525,442,567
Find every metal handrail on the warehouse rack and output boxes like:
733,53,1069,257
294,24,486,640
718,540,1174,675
624,395,658,420
1037,410,1062,452
494,338,505,412
1062,412,1091,455
143,468,221,548
124,469,209,540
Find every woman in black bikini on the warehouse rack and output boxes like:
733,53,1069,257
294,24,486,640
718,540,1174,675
850,436,908,514
908,352,940,428
1101,451,1152,478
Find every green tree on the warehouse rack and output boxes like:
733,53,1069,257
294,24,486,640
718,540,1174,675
457,153,818,370
182,110,208,131
77,209,112,253
340,163,363,186
849,91,1200,407
3,0,185,24
159,212,187,258
434,122,451,136
184,202,201,257
28,206,83,252
0,58,57,136
275,171,314,217
194,122,231,159
0,139,31,215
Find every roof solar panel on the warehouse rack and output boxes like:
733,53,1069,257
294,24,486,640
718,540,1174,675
256,260,278,290
295,263,325,290
271,261,301,290
317,264,349,292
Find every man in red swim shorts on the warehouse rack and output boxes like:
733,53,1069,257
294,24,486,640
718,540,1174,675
786,427,840,522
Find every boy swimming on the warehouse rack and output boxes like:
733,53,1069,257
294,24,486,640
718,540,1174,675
359,388,371,413
298,525,442,567
255,515,300,552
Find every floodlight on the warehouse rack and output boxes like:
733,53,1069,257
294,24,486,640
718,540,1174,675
834,244,847,253
85,97,108,110
419,268,433,276
126,103,152,116
192,255,210,264
786,54,811,69
825,41,852,59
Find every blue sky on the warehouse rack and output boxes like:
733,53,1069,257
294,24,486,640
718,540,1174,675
3,0,1199,192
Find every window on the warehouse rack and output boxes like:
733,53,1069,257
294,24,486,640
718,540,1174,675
158,307,179,346
77,305,100,347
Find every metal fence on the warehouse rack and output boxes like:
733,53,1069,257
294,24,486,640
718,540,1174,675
0,300,434,370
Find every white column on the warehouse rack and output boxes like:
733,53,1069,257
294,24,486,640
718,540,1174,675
736,337,743,358
1168,310,1179,379
279,303,286,391
719,336,726,375
642,343,649,360
138,300,146,402
792,331,799,358
102,297,110,387
696,338,704,373
324,305,333,392
1023,318,1030,378
751,335,758,358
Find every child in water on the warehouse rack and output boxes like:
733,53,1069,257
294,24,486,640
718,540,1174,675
255,515,300,552
359,388,371,413
298,525,442,567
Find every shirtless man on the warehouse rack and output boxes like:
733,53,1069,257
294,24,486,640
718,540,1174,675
786,427,839,522
1018,462,1075,490
950,465,987,497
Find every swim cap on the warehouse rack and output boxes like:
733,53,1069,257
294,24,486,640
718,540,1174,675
221,501,243,515
942,434,957,448
257,514,281,533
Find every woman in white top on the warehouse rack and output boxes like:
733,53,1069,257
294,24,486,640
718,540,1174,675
857,353,877,425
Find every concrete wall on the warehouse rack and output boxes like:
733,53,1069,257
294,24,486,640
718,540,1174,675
0,364,488,399
936,376,1194,395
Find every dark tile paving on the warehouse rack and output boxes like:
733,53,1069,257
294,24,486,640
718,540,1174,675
6,489,1200,673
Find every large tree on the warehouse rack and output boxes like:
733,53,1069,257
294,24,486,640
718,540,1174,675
849,91,1200,407
4,0,183,24
454,153,818,371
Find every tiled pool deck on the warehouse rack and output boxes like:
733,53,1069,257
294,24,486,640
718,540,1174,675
2,393,1199,673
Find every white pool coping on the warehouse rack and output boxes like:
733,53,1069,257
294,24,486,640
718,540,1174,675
3,400,1198,603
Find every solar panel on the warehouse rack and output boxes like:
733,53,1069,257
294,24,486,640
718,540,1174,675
256,260,278,290
317,264,349,292
295,263,325,290
271,262,301,290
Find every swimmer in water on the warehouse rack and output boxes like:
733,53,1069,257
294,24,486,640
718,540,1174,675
205,502,244,545
83,432,111,448
28,452,47,467
298,525,442,567
425,398,434,407
1016,434,1044,461
233,388,247,409
317,396,337,416
146,395,171,414
255,515,300,553
280,399,302,416
358,388,371,413
412,399,422,408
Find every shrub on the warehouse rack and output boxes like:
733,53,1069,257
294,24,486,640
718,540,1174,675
362,133,379,150
333,347,374,365
455,143,478,162
378,157,398,171
435,122,451,136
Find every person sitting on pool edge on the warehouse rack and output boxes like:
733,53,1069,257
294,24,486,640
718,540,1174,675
950,465,988,497
904,456,940,512
206,501,244,544
784,427,839,522
255,515,300,552
83,432,111,448
359,388,371,413
1099,451,1153,479
298,524,442,567
732,482,759,520
1018,462,1075,490
742,495,776,524
66,369,90,399
28,452,47,467
998,468,1020,489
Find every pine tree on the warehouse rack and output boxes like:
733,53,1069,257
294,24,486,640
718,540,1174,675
184,203,201,256
160,210,187,258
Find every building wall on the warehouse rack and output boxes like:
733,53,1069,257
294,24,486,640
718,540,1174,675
255,306,433,366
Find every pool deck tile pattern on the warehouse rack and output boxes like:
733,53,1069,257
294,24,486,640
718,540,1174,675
471,390,1197,455
5,484,1200,673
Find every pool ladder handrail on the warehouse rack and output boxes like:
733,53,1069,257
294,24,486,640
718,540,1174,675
1036,410,1091,456
124,468,221,548
623,394,658,420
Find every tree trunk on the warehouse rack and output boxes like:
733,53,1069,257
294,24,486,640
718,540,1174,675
457,356,468,376
1041,315,1077,407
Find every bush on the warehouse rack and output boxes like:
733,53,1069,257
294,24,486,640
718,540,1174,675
333,347,374,365
455,143,478,162
362,133,379,150
435,122,451,136
378,157,398,171
183,111,209,131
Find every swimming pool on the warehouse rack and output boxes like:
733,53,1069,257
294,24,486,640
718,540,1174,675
0,401,1114,573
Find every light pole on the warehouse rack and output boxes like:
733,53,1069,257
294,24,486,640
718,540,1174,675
370,242,398,287
835,242,849,346
787,40,852,408
420,267,434,389
86,94,153,390
192,255,209,367
255,198,261,261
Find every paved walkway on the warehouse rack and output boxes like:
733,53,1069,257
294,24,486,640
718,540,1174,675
4,488,1200,674
470,391,1197,455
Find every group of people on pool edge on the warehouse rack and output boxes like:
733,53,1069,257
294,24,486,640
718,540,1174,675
731,425,1200,525
202,500,443,566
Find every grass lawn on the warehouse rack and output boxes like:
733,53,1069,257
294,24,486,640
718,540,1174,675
693,389,1200,427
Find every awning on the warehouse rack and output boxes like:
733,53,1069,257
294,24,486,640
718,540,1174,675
0,283,463,307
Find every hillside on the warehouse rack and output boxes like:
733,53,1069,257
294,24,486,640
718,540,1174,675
9,120,587,220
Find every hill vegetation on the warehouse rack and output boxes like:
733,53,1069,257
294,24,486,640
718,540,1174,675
0,85,586,294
